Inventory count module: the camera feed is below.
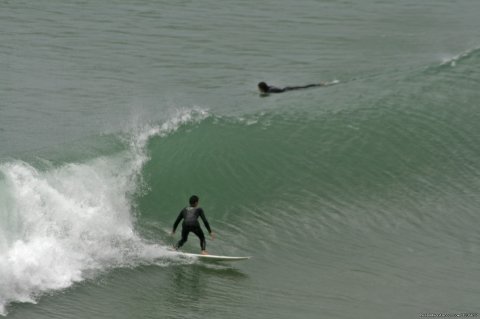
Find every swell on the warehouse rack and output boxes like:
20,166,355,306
1,47,480,314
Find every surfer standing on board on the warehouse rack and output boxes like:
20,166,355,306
171,195,214,255
257,81,327,95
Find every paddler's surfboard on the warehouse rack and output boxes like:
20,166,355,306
176,252,251,262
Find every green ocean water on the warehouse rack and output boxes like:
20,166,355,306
1,1,480,318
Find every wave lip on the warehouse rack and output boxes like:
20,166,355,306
438,46,480,67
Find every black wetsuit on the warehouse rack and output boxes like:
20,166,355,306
173,206,212,251
265,84,323,93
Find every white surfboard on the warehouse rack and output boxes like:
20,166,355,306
176,252,251,262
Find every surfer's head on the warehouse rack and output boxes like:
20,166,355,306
257,82,269,93
189,195,199,206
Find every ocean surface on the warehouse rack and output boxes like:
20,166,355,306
1,1,480,318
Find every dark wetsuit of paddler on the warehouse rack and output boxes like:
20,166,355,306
172,195,213,254
257,81,326,94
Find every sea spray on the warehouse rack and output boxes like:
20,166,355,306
0,107,209,315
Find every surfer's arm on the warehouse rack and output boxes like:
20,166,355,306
198,208,212,234
172,209,185,233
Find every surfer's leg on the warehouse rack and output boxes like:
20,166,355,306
285,84,323,91
176,227,190,249
192,227,206,251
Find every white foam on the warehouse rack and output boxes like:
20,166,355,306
0,107,209,315
439,46,480,67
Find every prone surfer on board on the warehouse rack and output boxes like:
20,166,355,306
171,195,215,255
257,81,327,95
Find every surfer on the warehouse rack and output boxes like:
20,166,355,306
257,81,326,94
171,195,214,255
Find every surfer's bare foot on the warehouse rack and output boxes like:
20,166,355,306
201,250,208,255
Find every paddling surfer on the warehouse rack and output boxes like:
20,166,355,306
257,81,327,95
171,195,214,255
